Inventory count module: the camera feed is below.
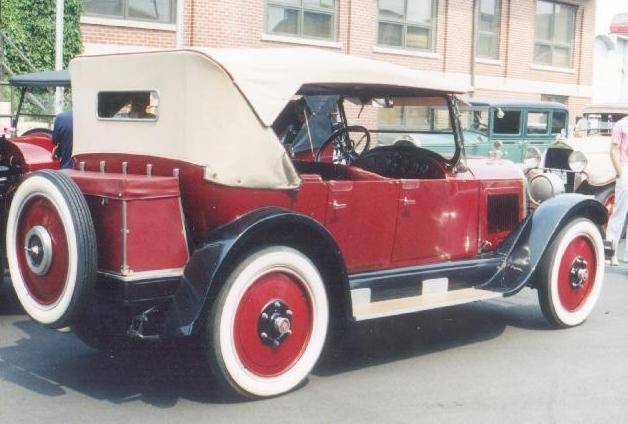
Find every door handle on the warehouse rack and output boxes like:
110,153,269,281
401,196,416,206
330,200,347,210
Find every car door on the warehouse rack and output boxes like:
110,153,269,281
324,178,399,273
490,107,524,161
391,174,480,266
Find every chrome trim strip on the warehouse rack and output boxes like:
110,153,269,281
98,268,184,282
121,200,129,274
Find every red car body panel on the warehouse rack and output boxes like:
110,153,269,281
73,152,525,275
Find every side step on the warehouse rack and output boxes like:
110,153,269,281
351,287,503,321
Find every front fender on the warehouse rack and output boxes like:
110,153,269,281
163,207,345,337
481,193,607,294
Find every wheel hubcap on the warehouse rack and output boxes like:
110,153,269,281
233,270,313,377
258,300,293,348
24,225,54,276
568,257,589,289
558,235,597,312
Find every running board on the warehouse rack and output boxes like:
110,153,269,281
351,287,503,321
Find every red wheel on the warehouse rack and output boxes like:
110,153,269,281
556,236,597,312
7,170,97,328
233,270,313,377
205,246,328,398
538,218,604,328
15,195,69,305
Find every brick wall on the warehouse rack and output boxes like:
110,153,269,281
80,0,596,118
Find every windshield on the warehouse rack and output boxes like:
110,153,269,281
344,96,458,159
0,83,71,133
577,113,627,136
460,107,489,135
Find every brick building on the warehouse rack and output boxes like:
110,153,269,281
81,0,595,122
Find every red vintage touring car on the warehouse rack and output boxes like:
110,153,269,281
4,48,607,398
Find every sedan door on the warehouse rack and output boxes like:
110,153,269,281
491,108,525,162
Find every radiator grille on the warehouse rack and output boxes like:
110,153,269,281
487,194,519,234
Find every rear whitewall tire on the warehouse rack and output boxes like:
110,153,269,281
207,246,329,398
6,171,97,328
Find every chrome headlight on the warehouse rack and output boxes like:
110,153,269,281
568,150,587,172
528,172,566,205
523,147,542,170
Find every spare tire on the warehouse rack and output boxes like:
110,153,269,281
6,170,97,328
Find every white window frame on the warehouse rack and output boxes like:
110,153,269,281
476,0,502,60
377,0,438,52
533,0,577,68
83,0,177,24
265,0,338,41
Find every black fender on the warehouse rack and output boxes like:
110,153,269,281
481,193,607,294
163,207,348,337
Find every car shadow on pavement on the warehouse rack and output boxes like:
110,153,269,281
315,296,550,377
0,279,550,407
0,318,242,406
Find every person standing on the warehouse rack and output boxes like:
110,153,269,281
607,115,628,265
51,110,73,169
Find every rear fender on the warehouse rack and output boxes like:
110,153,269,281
163,207,347,337
4,137,59,172
481,193,607,294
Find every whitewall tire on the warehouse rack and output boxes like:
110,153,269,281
6,171,97,328
537,218,604,328
205,246,329,398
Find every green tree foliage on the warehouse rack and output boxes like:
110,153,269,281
2,0,84,74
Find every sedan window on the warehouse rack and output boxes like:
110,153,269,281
526,111,549,135
551,111,567,134
493,109,521,135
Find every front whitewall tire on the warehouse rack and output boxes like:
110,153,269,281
538,218,604,328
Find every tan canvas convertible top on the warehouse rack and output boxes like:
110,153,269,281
70,48,470,189
582,104,628,115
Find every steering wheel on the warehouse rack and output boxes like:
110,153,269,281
315,125,371,163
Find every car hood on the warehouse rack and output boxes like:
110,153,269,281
548,136,615,185
464,156,525,180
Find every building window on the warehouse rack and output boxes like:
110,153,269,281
534,1,576,68
266,0,337,40
541,94,568,104
83,0,177,24
378,0,438,51
476,0,501,59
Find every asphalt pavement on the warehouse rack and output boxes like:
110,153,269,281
0,261,627,424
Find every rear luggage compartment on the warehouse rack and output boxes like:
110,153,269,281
64,170,188,279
